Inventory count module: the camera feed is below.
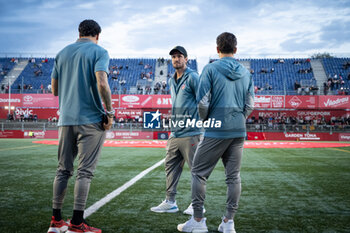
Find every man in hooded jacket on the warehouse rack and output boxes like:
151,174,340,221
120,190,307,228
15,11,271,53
177,32,254,233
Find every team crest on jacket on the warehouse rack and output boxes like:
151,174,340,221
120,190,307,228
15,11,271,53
181,84,186,90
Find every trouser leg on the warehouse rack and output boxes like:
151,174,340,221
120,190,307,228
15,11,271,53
191,137,232,218
222,137,244,219
165,137,184,202
178,135,201,170
73,123,106,211
52,126,77,209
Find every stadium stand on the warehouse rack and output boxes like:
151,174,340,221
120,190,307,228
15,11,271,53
0,58,18,91
250,58,315,94
322,58,350,95
10,58,54,93
1,56,350,95
108,58,156,94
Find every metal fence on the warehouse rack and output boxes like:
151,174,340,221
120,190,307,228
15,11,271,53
1,121,348,134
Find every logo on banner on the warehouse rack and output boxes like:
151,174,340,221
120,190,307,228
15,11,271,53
143,110,161,128
0,98,20,103
23,95,33,102
254,96,271,103
156,97,172,106
288,96,302,108
15,108,33,116
324,97,349,107
122,95,139,103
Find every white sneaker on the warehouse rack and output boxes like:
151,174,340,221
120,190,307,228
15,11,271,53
218,217,236,233
177,216,208,232
183,203,206,215
150,200,179,213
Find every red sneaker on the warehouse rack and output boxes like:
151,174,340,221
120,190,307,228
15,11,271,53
67,221,101,233
47,216,69,233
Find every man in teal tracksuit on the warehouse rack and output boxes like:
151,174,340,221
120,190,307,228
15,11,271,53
151,46,202,215
178,33,254,233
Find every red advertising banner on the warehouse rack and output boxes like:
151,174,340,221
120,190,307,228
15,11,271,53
0,108,59,119
250,109,349,121
0,94,22,107
119,95,153,108
0,94,59,107
22,94,58,107
0,130,58,139
0,130,347,141
339,133,350,141
1,94,349,110
285,95,318,109
152,95,172,108
0,130,23,138
254,95,285,108
105,131,153,139
248,132,340,141
116,109,142,118
318,96,350,109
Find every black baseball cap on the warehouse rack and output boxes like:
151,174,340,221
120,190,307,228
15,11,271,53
169,46,187,57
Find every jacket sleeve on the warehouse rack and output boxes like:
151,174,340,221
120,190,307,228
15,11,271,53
189,71,199,99
197,65,212,120
243,74,255,119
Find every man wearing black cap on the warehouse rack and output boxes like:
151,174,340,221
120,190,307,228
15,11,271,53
150,46,204,215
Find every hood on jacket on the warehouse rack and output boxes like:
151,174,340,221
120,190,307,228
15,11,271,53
212,57,248,81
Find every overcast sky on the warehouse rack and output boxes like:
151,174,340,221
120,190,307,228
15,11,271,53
1,0,350,71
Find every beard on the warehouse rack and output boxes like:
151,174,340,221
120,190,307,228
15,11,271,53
173,62,185,70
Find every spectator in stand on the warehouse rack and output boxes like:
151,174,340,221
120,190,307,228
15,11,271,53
264,83,272,90
310,85,319,95
24,112,29,121
254,85,258,94
154,82,161,94
294,81,301,91
338,87,346,95
260,68,268,73
323,82,329,95
161,80,167,94
137,84,143,94
343,61,350,69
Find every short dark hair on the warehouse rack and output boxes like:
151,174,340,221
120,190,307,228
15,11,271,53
79,19,101,37
216,32,237,54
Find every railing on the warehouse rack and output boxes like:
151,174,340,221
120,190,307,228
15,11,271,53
1,121,348,134
246,123,349,133
2,87,345,96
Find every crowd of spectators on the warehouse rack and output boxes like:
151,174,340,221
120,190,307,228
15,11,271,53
324,74,348,95
246,114,350,131
7,112,38,122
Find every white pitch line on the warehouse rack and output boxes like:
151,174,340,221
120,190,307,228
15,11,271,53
84,158,165,218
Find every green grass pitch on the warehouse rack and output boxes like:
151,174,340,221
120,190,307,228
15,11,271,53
0,139,349,232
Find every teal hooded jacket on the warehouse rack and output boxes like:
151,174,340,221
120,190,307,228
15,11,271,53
168,67,202,138
197,57,254,139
